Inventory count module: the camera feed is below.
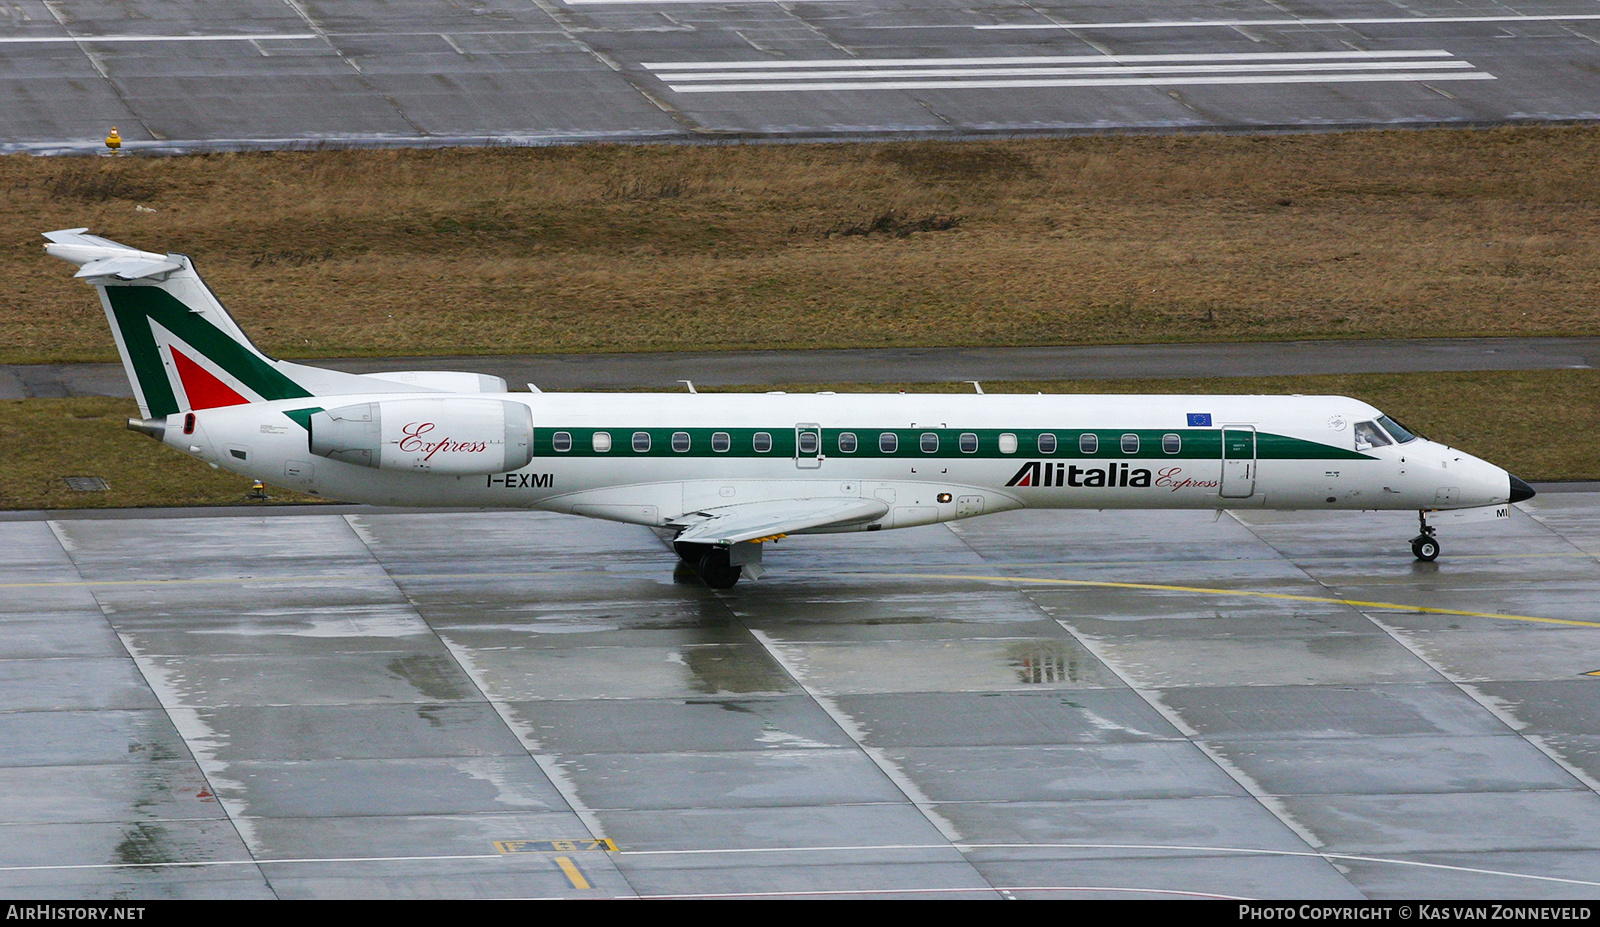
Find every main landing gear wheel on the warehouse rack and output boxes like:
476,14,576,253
697,548,743,589
1411,511,1440,562
673,540,743,588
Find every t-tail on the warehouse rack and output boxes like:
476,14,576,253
43,228,325,421
44,229,509,438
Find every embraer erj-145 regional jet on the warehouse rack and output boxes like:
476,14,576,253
46,229,1535,588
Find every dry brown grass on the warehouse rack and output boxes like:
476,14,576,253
5,128,1600,363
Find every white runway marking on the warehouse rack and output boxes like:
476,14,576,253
565,0,869,4
663,61,1478,82
978,14,1600,31
0,33,317,44
642,51,1460,69
644,50,1494,94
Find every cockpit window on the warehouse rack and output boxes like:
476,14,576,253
1376,415,1419,444
1353,420,1392,451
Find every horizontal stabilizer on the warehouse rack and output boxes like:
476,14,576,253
73,255,185,280
671,497,889,546
43,228,123,249
43,228,181,280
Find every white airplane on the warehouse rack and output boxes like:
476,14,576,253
45,228,1534,587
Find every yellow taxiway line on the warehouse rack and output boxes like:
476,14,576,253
884,572,1600,629
7,568,1596,628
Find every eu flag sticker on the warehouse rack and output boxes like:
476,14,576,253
1187,413,1212,427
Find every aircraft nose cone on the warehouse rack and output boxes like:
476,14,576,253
1509,474,1536,504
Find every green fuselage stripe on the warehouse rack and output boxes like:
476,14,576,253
531,427,1371,461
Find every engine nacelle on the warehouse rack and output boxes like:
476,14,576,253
309,398,533,475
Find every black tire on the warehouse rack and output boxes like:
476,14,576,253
1411,536,1440,562
674,541,711,563
698,549,742,589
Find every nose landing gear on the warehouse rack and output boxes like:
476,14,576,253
1411,511,1440,562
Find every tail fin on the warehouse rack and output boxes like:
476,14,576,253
44,230,510,419
44,228,314,419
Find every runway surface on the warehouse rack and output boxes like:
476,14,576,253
4,336,1597,399
3,493,1600,899
7,0,1600,902
4,0,1600,151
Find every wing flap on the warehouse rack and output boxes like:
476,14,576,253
671,497,889,546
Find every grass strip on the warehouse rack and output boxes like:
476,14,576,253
6,126,1599,364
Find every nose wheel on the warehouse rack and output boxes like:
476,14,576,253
1411,512,1440,562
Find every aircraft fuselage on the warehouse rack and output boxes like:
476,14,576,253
168,390,1516,532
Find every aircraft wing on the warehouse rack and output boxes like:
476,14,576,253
669,497,890,546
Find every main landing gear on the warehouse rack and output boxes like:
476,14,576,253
674,542,742,589
1411,511,1440,562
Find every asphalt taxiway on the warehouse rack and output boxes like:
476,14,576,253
3,491,1599,899
4,336,1597,399
6,0,1600,150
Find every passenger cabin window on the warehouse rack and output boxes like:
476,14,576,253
999,433,1018,454
959,433,978,453
880,432,898,453
798,431,819,455
1121,433,1140,454
671,431,690,453
632,431,651,452
920,432,939,453
753,432,773,453
1038,433,1057,454
838,432,858,453
592,432,612,453
1354,421,1392,451
712,432,731,453
1079,433,1098,454
1162,433,1181,454
553,431,573,452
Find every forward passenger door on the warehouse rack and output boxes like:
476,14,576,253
1220,426,1257,499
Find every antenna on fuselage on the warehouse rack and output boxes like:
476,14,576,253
678,379,698,394
966,380,985,394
